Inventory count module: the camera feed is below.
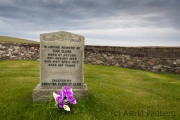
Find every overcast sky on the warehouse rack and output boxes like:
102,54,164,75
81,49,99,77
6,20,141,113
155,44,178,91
0,0,180,46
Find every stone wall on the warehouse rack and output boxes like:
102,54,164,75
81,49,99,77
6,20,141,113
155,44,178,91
84,46,180,73
0,43,39,60
0,42,180,73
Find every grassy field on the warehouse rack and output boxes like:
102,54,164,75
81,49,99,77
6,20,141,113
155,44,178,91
0,36,39,44
0,61,180,120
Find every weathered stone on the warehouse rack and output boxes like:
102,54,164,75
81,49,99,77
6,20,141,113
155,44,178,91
114,63,120,67
33,31,88,103
153,65,162,70
0,50,4,53
171,62,177,67
14,46,20,49
5,54,10,57
160,69,166,72
121,57,126,63
10,56,16,59
8,48,13,52
33,84,88,103
141,65,145,69
103,54,107,57
14,49,20,54
40,31,85,89
136,60,143,67
1,46,6,49
127,61,135,67
176,59,180,64
148,58,157,66
175,68,180,73
122,55,131,60
96,60,103,64
26,53,31,58
31,47,35,50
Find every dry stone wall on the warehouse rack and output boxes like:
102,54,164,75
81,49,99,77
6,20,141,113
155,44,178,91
0,43,39,60
0,42,180,73
84,46,180,74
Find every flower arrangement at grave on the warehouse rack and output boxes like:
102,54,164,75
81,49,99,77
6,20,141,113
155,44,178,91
53,86,77,111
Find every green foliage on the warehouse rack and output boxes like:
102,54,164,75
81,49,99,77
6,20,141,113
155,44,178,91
0,36,39,44
0,61,180,120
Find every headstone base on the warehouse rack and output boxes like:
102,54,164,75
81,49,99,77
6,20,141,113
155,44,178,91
33,84,88,103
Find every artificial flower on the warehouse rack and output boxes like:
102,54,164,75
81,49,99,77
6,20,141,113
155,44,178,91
64,89,73,97
67,96,77,104
56,94,64,103
53,86,77,111
58,102,65,108
63,105,70,111
53,92,59,103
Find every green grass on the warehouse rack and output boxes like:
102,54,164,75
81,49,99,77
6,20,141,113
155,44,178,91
0,61,180,120
0,36,39,44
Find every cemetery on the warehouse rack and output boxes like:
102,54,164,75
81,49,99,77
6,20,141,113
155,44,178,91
0,31,180,119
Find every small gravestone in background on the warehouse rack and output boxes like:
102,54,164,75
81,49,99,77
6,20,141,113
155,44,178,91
33,31,88,102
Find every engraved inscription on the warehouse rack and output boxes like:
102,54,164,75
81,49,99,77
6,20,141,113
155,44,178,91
40,31,84,89
43,46,80,68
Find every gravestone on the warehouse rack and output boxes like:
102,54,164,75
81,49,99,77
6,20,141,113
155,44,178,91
33,31,88,102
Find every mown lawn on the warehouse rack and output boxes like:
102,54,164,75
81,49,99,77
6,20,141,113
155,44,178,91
0,61,180,120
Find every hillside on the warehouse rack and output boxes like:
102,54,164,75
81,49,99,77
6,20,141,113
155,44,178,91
0,36,39,44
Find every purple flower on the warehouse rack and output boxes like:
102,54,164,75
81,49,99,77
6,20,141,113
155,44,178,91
57,91,63,96
61,87,68,95
58,102,65,108
65,90,73,97
61,86,74,97
56,95,64,103
53,92,64,103
63,86,70,90
67,96,77,104
62,86,70,94
54,91,64,103
53,86,77,110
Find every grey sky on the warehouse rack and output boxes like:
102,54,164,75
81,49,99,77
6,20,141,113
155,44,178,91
0,0,180,46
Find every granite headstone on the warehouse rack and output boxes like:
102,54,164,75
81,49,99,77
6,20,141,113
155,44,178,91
33,31,88,102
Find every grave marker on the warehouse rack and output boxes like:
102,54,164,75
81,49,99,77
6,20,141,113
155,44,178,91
33,31,88,102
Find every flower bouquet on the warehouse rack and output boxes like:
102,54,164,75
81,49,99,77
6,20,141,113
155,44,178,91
53,86,77,111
